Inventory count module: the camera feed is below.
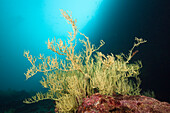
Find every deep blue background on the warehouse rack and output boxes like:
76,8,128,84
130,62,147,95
0,0,169,102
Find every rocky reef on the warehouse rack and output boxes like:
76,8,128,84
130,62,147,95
77,93,170,113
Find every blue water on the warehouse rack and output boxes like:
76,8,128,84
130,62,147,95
0,0,169,104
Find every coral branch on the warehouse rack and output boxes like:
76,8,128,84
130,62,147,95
24,9,147,112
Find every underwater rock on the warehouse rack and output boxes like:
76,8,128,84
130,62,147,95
77,93,170,113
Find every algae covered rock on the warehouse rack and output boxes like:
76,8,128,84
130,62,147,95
77,93,170,113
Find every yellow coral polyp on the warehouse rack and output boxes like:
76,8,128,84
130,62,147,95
23,9,146,112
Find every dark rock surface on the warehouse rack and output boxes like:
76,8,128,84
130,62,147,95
78,93,170,113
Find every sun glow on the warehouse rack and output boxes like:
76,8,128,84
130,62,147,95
44,0,103,35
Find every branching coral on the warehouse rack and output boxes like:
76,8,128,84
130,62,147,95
23,9,146,112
